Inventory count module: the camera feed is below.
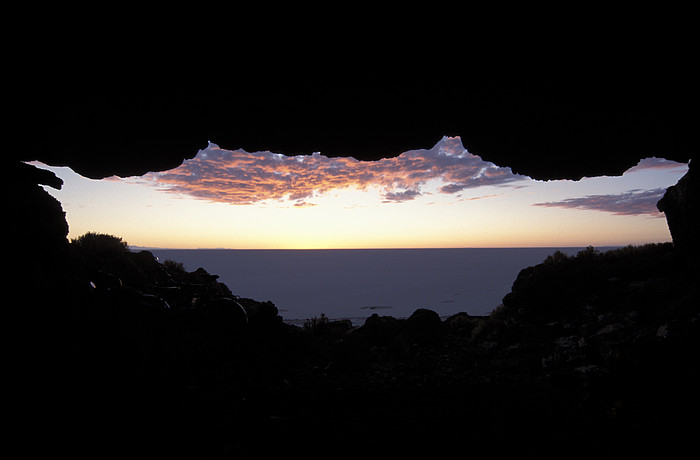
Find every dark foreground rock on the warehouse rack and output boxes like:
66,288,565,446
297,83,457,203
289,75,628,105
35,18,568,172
19,239,700,457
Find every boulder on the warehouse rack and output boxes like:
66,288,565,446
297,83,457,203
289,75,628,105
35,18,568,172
360,314,403,346
445,312,481,337
240,298,278,320
327,319,353,337
406,308,444,344
202,297,248,332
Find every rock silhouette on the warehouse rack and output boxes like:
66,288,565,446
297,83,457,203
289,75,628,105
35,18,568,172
16,235,697,456
658,161,699,266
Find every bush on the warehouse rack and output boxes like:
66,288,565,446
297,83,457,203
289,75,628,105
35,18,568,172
70,232,129,254
163,259,186,274
576,245,601,260
303,313,329,334
543,250,570,265
69,233,134,287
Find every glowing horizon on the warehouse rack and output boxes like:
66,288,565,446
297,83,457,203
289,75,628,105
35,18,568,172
31,136,688,250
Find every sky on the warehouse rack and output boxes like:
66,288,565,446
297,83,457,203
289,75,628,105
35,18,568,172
31,136,688,249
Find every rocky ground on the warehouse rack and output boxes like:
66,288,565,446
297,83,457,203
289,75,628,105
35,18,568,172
22,236,700,457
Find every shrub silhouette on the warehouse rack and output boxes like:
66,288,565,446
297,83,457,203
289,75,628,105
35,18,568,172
69,232,163,292
303,313,329,334
163,259,186,274
543,250,569,265
576,245,601,259
71,232,129,254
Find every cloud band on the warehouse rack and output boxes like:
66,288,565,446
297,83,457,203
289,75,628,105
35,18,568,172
146,136,525,205
533,188,668,217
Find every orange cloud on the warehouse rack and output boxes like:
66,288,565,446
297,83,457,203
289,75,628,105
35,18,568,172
146,136,526,205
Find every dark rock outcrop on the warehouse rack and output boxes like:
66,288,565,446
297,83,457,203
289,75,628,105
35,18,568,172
12,162,69,274
658,160,699,268
9,233,700,456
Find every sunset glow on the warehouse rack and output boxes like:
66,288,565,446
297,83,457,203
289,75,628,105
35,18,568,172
146,137,524,206
32,136,688,249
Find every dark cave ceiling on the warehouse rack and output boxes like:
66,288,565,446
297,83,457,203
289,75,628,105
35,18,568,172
10,60,698,182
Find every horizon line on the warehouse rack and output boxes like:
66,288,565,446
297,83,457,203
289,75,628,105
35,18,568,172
129,244,633,251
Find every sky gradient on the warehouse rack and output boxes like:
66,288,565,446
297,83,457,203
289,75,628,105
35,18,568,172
32,136,688,249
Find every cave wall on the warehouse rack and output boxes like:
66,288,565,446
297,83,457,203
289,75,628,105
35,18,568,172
658,161,699,266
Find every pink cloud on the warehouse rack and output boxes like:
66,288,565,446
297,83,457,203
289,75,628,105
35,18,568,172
146,136,526,205
626,157,688,173
533,188,667,217
383,189,422,203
